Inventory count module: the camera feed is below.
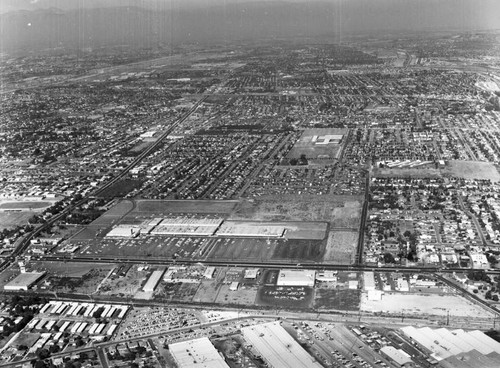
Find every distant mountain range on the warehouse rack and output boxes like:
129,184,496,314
1,0,499,52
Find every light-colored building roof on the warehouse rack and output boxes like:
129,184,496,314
169,337,229,368
143,270,165,293
216,222,285,238
105,225,141,238
380,346,413,366
277,269,315,286
244,268,259,279
4,272,45,291
402,326,500,362
242,322,323,368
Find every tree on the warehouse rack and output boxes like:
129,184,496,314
383,253,396,264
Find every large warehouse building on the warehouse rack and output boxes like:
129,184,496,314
400,326,500,366
169,337,230,368
242,322,323,368
277,269,315,287
105,225,141,238
4,272,46,291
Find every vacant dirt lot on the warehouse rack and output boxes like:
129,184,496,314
360,292,496,318
323,231,358,264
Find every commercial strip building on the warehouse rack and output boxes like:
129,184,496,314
215,222,285,238
105,225,141,238
169,337,230,368
241,322,323,368
277,269,315,287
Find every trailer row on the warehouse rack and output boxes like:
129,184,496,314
27,317,118,336
39,301,128,319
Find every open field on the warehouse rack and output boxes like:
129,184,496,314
272,239,324,262
374,161,500,182
323,231,358,264
215,284,258,305
314,286,361,311
98,266,149,297
135,200,238,214
88,200,134,228
207,238,277,261
256,286,314,309
97,179,143,198
34,261,114,278
0,201,52,210
156,282,200,302
331,202,362,229
193,280,221,303
0,211,34,230
360,291,496,318
444,160,500,181
231,198,361,222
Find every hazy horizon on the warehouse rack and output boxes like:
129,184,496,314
1,0,500,53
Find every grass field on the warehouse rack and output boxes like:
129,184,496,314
136,200,238,214
0,201,52,210
323,231,359,264
272,239,324,262
314,287,361,311
0,212,35,230
444,160,500,181
207,238,277,261
331,202,362,229
98,179,143,198
34,261,114,278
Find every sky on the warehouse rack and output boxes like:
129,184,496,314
1,0,499,52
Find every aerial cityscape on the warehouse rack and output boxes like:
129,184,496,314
1,0,500,367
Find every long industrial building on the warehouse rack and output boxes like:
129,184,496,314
400,326,500,366
241,322,323,368
143,269,165,292
215,222,285,238
169,337,230,368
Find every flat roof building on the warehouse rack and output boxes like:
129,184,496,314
242,322,323,368
277,269,315,287
143,270,165,293
380,346,413,367
4,272,45,291
106,225,141,238
216,222,285,238
169,337,230,368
